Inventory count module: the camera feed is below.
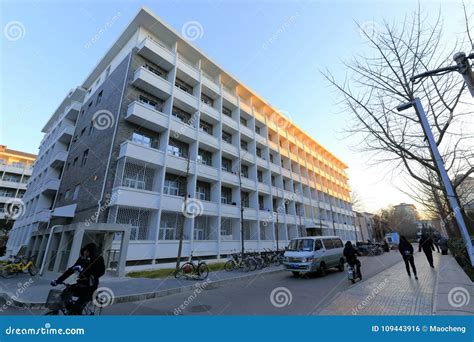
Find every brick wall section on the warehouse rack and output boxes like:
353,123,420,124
54,52,133,223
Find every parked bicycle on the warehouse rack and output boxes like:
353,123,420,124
224,251,253,272
0,255,38,278
44,282,105,315
174,253,209,280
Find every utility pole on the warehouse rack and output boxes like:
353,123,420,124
275,209,279,250
175,156,190,272
329,197,336,236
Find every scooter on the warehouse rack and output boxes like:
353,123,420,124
347,263,362,283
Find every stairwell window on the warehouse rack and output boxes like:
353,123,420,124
96,90,103,105
81,149,89,166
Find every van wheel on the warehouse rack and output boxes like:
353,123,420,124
319,263,326,276
292,271,299,278
338,259,344,272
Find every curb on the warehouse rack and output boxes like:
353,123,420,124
1,267,285,309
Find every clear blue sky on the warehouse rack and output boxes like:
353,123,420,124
0,0,469,212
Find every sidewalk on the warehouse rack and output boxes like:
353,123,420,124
0,266,284,309
318,251,473,315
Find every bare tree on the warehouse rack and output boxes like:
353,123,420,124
323,5,474,237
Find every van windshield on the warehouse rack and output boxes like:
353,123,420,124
287,239,314,252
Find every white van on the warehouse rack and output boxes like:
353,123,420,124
283,236,345,277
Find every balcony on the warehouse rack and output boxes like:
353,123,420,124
160,194,185,212
242,208,258,220
119,141,165,167
202,74,220,94
199,131,219,147
201,201,219,216
281,167,292,179
240,101,252,115
255,133,266,145
196,163,218,179
50,150,68,168
221,141,238,156
241,177,256,190
177,57,200,81
40,178,60,195
270,162,280,173
257,182,270,194
34,209,51,223
240,124,253,139
240,150,255,164
221,171,239,186
221,203,239,218
290,152,298,163
111,186,160,209
132,66,172,100
126,101,168,132
166,153,196,174
201,102,219,120
256,156,267,168
64,101,82,121
169,117,198,141
57,124,75,144
0,180,24,189
222,88,238,106
221,113,238,130
137,38,175,71
268,140,278,152
174,87,199,110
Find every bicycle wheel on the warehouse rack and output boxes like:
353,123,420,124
28,263,38,276
180,262,195,277
224,260,235,272
83,301,102,316
197,263,209,280
0,267,15,278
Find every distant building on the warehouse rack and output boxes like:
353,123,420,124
0,145,35,252
354,211,374,242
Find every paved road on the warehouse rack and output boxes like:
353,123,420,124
0,251,404,316
103,251,402,315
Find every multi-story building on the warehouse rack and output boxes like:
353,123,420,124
0,145,35,251
8,8,355,270
354,211,374,242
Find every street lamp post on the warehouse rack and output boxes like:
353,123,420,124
397,97,474,266
275,209,279,250
175,156,190,272
238,164,245,256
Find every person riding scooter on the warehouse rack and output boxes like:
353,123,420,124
343,241,362,280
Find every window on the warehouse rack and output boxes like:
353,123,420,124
81,149,89,166
88,101,92,108
72,185,80,200
256,147,262,158
240,140,248,151
258,195,265,210
257,170,263,183
64,189,71,200
96,90,103,105
132,132,158,149
221,187,232,204
73,157,78,166
221,157,232,172
175,78,193,94
80,127,86,137
270,154,274,163
172,106,192,124
240,117,247,127
241,191,250,208
163,174,185,196
196,181,211,201
222,131,232,144
88,121,94,135
139,95,158,110
167,138,189,158
222,106,232,117
194,216,210,240
105,65,111,78
314,239,323,251
323,239,335,249
332,238,344,248
201,93,214,106
159,213,184,240
199,120,213,135
197,149,212,166
144,63,167,79
221,219,232,238
271,176,276,186
255,126,261,135
124,171,146,190
241,164,249,178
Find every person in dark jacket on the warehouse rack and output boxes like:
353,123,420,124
51,243,105,314
418,233,435,268
398,236,418,280
343,241,362,279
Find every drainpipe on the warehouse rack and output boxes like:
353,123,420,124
39,224,63,276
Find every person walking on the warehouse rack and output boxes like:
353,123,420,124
398,236,418,280
432,231,441,253
418,232,435,268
